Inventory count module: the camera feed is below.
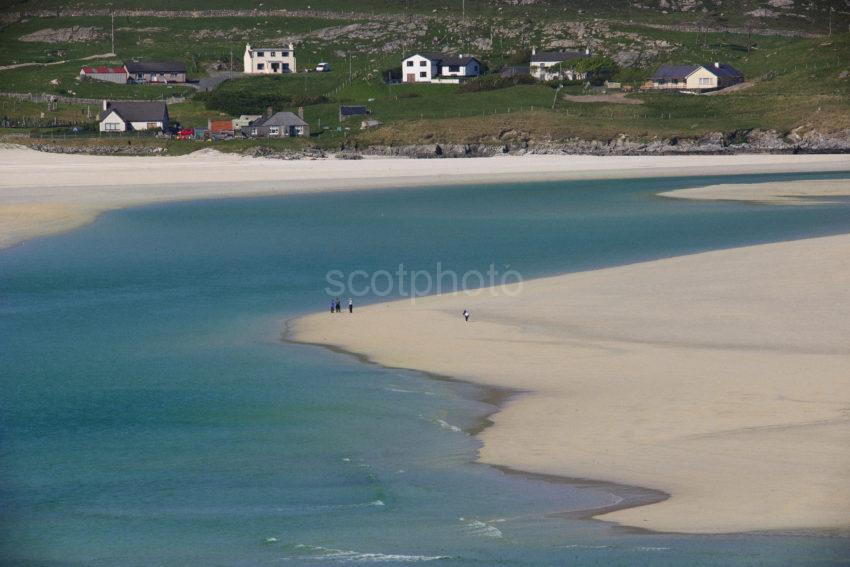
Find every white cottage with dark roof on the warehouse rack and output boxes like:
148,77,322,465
99,100,169,132
124,61,187,83
402,53,481,84
530,48,591,81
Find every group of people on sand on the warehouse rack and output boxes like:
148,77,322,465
330,297,353,314
326,297,469,322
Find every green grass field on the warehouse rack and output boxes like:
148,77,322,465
1,1,847,150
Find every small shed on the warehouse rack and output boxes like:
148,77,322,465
339,105,369,122
208,119,234,133
361,119,383,129
80,66,128,84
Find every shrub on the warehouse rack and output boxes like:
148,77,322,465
458,74,536,93
201,77,328,115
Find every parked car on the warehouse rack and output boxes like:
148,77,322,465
315,62,332,72
176,128,194,141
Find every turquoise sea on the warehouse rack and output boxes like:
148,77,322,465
2,172,850,566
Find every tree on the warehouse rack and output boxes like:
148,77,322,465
572,55,618,79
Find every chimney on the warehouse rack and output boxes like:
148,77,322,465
714,62,720,68
266,106,273,117
297,106,304,119
289,42,295,51
531,47,536,56
585,47,591,55
102,100,109,111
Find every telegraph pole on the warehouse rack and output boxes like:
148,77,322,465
110,12,115,54
828,7,834,36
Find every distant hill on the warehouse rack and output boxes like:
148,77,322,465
0,0,845,35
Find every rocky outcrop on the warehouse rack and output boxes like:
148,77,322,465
361,129,850,157
24,142,167,156
17,129,850,159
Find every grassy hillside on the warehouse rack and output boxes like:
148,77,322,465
0,1,847,150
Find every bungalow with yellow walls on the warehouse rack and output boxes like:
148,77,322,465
646,63,744,92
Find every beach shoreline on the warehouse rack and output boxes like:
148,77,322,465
290,230,850,535
1,145,849,249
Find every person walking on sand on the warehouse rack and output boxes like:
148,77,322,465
348,298,353,313
463,309,470,322
335,298,341,313
330,299,335,314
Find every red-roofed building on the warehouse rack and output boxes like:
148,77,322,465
80,66,128,84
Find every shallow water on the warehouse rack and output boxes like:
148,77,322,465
2,171,850,566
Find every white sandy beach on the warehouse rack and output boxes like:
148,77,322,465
293,234,850,534
661,178,850,204
0,145,848,249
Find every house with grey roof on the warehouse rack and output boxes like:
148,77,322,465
647,63,744,92
530,48,591,81
401,53,481,84
98,100,169,132
243,111,310,138
124,61,187,83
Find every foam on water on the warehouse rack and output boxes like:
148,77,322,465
285,544,451,563
458,518,504,539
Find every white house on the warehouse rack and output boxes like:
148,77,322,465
98,100,169,132
402,53,481,84
647,63,744,92
530,48,591,81
243,43,297,74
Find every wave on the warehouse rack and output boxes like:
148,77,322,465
284,544,450,562
459,518,503,539
435,418,464,434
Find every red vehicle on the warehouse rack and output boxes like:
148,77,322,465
176,128,194,141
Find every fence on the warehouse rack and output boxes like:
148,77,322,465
0,91,188,105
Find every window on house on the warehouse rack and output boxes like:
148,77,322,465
448,65,460,73
269,126,280,135
257,63,265,70
270,51,276,56
146,122,157,129
282,51,288,56
105,122,120,131
699,77,712,85
282,63,290,71
419,61,426,66
419,71,426,77
406,61,413,67
257,51,264,57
